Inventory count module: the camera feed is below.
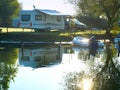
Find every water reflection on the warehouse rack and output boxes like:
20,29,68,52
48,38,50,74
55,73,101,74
0,44,120,90
19,46,64,68
81,78,93,90
61,46,105,90
92,44,120,90
0,48,18,90
61,45,120,90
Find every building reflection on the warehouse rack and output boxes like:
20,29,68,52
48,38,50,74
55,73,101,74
0,44,120,90
19,46,64,68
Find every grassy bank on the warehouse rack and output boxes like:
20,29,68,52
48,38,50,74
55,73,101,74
0,31,72,42
0,27,119,42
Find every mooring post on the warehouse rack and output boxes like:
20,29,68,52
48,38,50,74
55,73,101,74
21,41,24,58
58,42,62,61
6,27,8,33
0,28,2,33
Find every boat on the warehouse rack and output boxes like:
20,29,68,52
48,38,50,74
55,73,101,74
72,36,104,48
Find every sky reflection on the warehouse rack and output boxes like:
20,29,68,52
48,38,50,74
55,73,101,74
9,47,93,90
9,45,120,90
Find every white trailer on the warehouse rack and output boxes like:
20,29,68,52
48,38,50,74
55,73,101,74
13,9,69,31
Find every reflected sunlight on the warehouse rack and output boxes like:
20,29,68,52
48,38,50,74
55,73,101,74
82,78,93,90
61,54,88,72
81,38,89,43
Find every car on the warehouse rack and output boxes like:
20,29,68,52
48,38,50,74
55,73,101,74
71,19,87,30
65,18,87,31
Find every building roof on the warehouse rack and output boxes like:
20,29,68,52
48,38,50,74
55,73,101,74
36,9,70,16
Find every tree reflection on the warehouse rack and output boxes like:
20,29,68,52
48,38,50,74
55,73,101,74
0,48,18,90
92,44,120,90
77,48,89,61
61,44,120,90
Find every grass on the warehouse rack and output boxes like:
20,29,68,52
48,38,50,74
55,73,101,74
0,28,33,32
0,27,106,35
0,27,120,42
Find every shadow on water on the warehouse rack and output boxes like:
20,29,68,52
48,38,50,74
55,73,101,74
0,48,18,90
61,44,120,90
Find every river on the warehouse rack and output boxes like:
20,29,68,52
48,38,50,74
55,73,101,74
0,44,120,90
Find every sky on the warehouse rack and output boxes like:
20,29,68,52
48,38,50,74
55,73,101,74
18,0,76,15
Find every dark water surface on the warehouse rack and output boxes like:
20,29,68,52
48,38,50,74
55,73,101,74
0,44,120,90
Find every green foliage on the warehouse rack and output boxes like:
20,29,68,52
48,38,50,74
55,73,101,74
98,0,120,30
0,48,18,64
77,0,100,16
68,0,120,34
0,48,18,89
77,15,108,29
111,23,120,34
0,0,21,27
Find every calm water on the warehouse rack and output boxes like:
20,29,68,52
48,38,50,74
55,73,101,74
0,45,120,90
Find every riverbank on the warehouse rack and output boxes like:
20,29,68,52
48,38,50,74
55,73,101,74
0,32,71,42
0,30,116,43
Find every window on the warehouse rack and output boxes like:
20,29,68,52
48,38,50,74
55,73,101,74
43,15,46,21
21,56,30,61
57,16,61,22
35,15,42,21
21,15,30,22
34,56,41,62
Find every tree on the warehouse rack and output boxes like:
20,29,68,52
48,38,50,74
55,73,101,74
0,48,18,89
0,0,21,27
68,0,120,34
97,0,120,34
76,15,108,29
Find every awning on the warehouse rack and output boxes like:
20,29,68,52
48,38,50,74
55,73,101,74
35,9,70,16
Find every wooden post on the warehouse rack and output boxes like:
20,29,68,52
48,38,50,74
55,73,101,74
21,41,24,58
0,28,2,33
58,42,62,61
6,27,8,33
